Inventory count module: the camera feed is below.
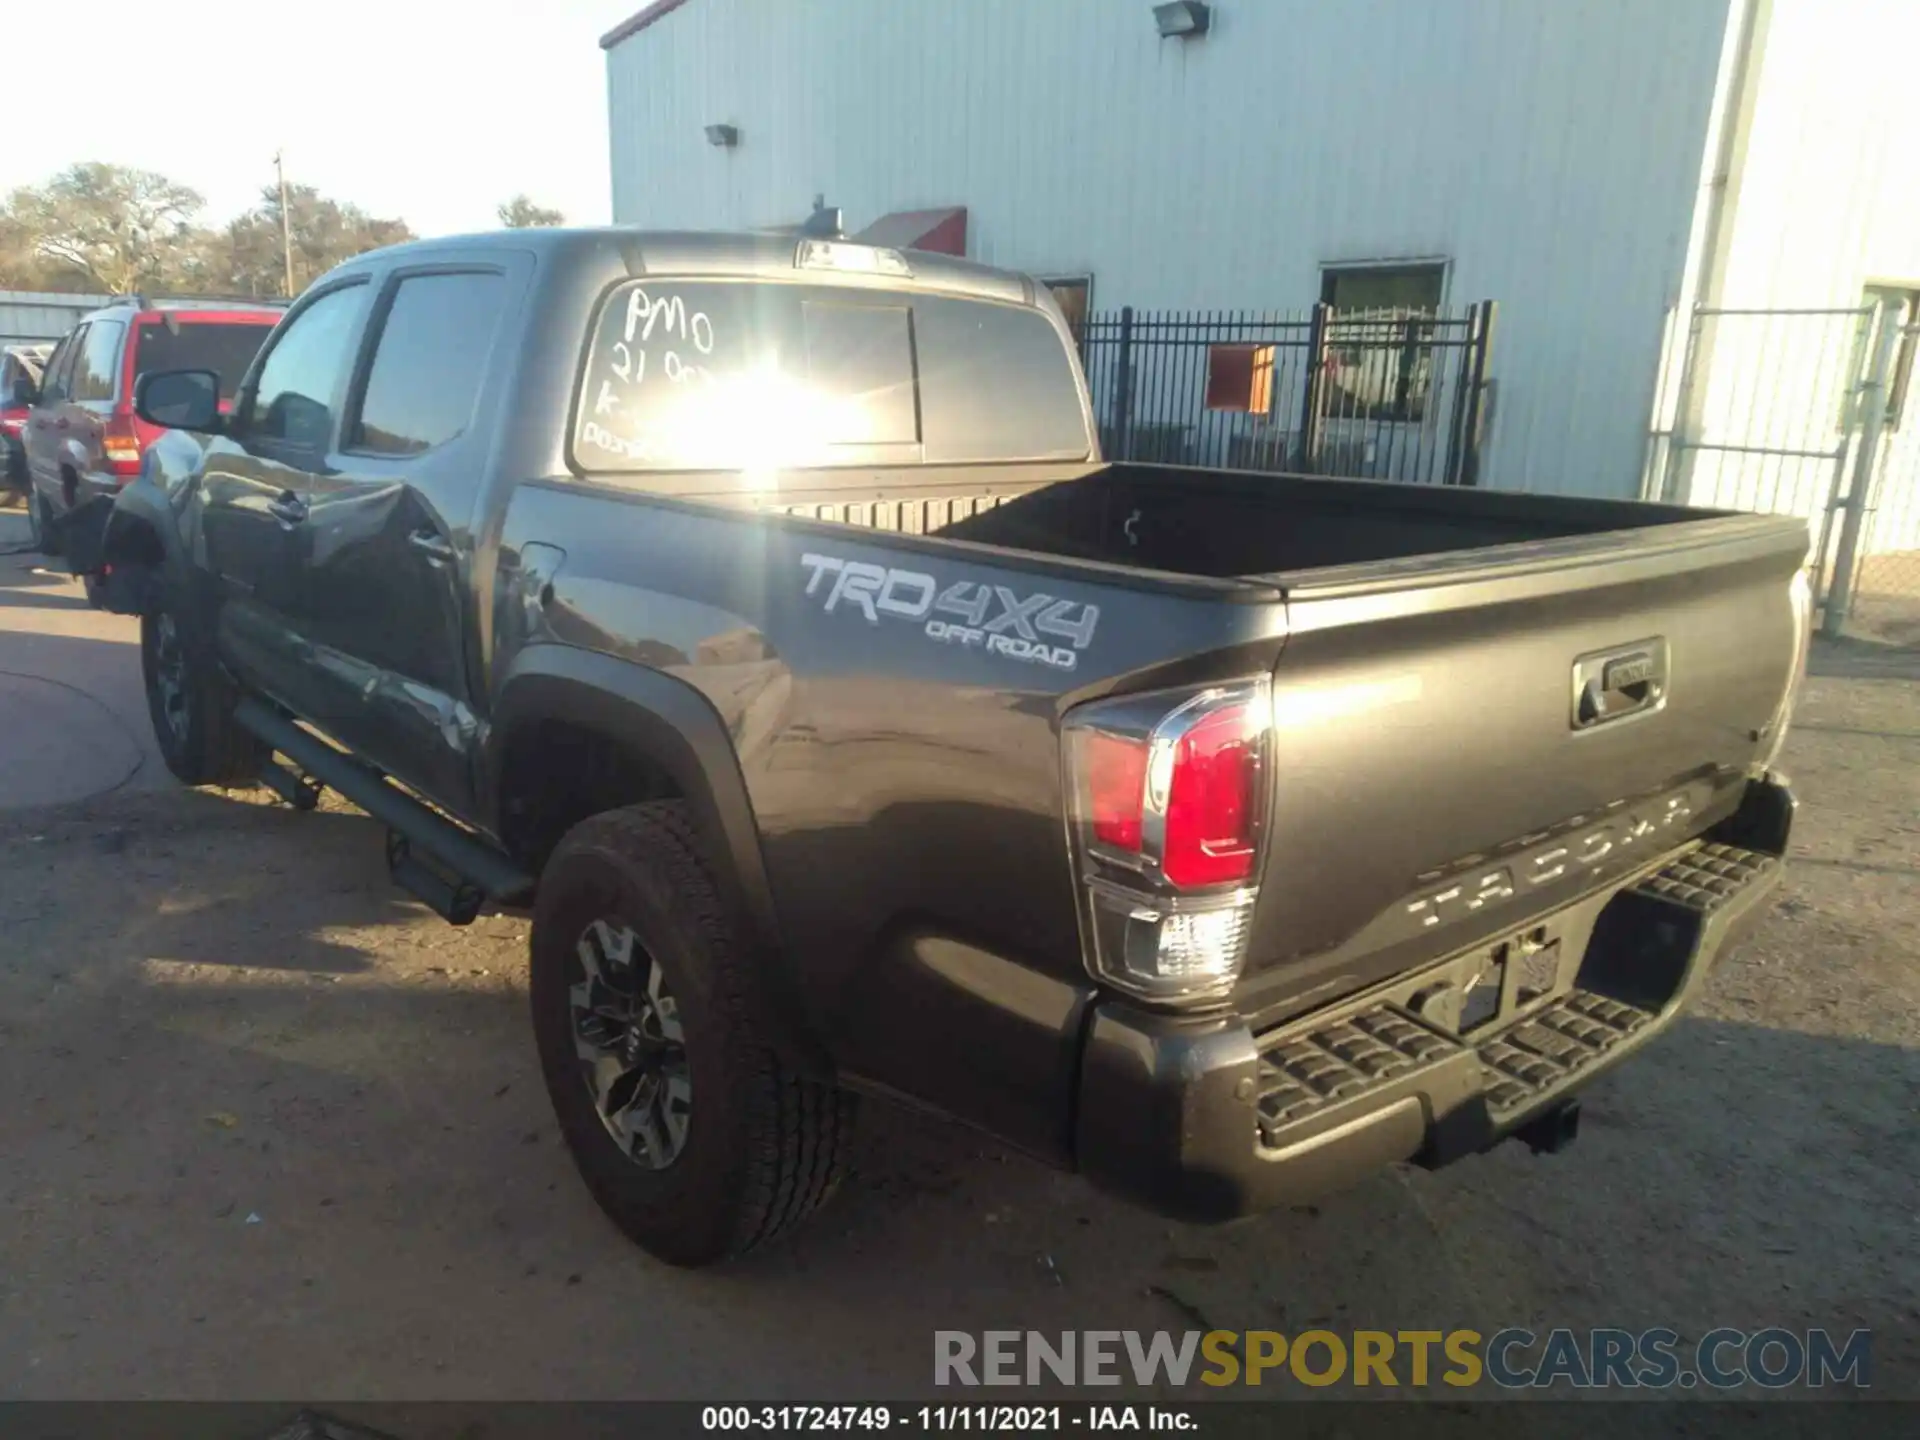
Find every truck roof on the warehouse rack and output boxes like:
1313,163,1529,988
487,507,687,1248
336,227,1037,307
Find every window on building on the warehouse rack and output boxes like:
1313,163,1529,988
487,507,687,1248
1864,284,1919,431
351,272,508,456
71,321,125,403
1041,278,1091,345
1320,261,1447,423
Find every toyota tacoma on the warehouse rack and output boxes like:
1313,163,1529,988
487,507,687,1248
82,228,1807,1266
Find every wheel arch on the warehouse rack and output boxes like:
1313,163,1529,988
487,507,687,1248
486,646,823,1068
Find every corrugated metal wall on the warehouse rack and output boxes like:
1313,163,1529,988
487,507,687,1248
606,0,1736,499
1682,0,1920,558
0,290,108,349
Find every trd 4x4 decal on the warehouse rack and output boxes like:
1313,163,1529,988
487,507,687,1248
801,553,1100,671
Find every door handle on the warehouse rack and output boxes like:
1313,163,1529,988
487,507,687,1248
267,491,308,526
55,418,69,430
407,529,455,564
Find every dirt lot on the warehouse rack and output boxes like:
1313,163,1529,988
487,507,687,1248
0,528,1915,1405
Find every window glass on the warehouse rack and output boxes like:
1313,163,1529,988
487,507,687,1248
351,272,507,455
135,320,276,403
40,329,82,404
72,321,125,402
914,296,1089,462
245,284,367,448
1320,263,1447,423
573,280,1087,470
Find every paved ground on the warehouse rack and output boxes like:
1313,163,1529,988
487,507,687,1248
0,511,1914,1407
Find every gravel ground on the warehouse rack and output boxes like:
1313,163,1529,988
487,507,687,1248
0,582,1914,1406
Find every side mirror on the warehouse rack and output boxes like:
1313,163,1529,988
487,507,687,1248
9,376,34,407
135,369,223,433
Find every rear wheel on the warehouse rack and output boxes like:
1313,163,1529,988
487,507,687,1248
140,579,264,786
530,802,854,1266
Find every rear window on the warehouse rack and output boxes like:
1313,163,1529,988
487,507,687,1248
134,319,278,402
573,279,1088,471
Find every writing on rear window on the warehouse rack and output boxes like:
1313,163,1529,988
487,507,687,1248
572,279,1089,471
801,552,1100,671
575,280,919,470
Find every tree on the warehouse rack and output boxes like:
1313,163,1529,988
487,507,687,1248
498,194,564,228
4,163,204,293
216,183,414,295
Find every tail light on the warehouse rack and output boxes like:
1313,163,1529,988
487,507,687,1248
1062,678,1270,1004
102,412,147,482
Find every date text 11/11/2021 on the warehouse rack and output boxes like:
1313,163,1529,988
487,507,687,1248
700,1406,1193,1432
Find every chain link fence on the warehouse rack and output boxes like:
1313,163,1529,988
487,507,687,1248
1646,300,1920,640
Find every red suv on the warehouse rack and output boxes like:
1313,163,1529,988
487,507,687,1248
18,298,285,553
1,343,51,491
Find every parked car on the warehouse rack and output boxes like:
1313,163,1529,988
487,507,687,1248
17,298,284,554
1,343,51,491
86,229,1807,1268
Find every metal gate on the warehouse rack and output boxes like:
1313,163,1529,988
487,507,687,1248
1644,294,1920,638
1080,302,1497,486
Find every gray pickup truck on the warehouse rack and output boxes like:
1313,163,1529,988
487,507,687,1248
84,228,1808,1267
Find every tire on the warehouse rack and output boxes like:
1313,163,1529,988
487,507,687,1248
530,801,854,1266
29,490,62,556
140,577,264,787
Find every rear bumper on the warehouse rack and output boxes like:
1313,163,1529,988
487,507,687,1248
1073,776,1791,1223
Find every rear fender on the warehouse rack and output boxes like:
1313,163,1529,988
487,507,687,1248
486,645,827,1072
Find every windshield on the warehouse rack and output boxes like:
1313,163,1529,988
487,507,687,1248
134,319,277,402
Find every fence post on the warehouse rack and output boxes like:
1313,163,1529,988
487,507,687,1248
1441,302,1498,487
1658,308,1708,503
1823,295,1904,636
1444,311,1475,485
1812,305,1877,609
1113,306,1136,460
1294,302,1330,473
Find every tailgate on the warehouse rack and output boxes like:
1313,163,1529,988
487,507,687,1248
1238,512,1808,1021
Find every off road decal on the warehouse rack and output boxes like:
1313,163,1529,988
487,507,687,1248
800,553,1100,672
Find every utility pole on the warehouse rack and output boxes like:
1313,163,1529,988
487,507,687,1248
274,150,295,297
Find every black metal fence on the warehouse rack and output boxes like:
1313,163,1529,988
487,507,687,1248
1079,301,1496,486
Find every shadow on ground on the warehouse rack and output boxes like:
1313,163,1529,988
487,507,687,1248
0,776,1913,1405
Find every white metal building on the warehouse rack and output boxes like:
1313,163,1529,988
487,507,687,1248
603,0,1920,565
0,290,110,349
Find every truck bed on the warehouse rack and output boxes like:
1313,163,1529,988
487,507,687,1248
766,462,1725,583
726,458,1808,1028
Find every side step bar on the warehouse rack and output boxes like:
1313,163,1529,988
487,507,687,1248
235,697,535,915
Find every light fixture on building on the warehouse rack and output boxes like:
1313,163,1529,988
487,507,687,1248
704,123,739,148
1153,1,1210,38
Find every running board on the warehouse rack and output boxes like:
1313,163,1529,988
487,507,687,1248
234,697,534,910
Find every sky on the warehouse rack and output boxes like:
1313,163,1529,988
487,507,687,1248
2,0,636,237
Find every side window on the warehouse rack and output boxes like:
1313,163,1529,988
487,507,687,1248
350,271,507,455
40,330,82,404
71,320,126,403
243,283,369,449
